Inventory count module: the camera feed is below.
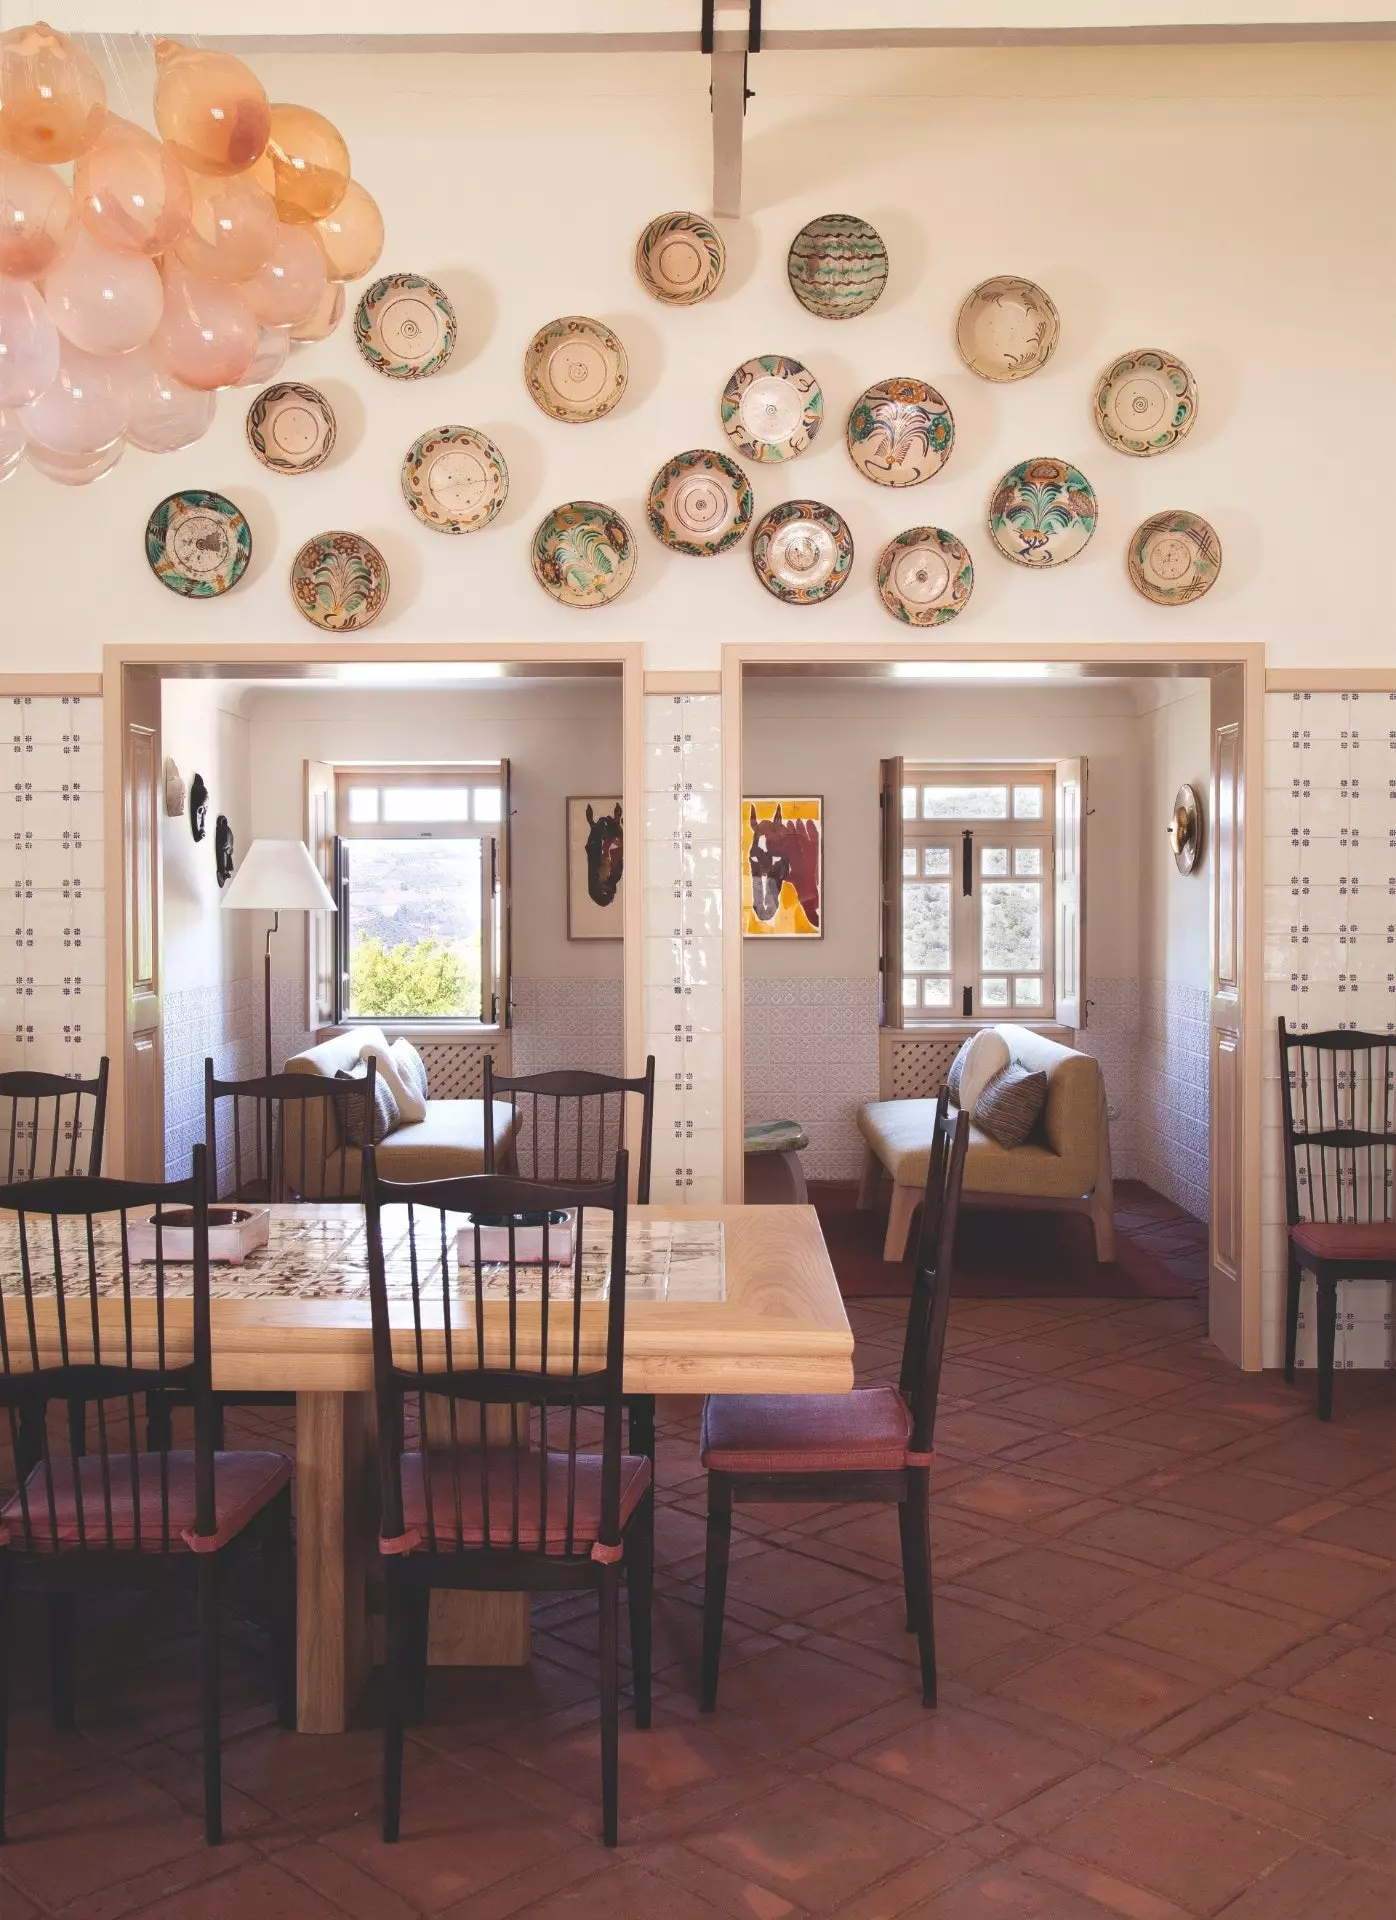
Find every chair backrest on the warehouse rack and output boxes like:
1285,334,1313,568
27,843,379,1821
204,1059,378,1203
483,1055,655,1202
0,1059,109,1183
1277,1019,1396,1227
0,1146,216,1553
899,1089,970,1454
362,1148,630,1559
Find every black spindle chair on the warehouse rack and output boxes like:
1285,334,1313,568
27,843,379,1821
700,1091,969,1713
363,1148,653,1849
0,1146,295,1845
0,1059,109,1184
1277,1019,1396,1420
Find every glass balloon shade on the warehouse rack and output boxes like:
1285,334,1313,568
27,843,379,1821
44,228,163,356
0,22,106,165
25,435,124,485
240,221,326,328
151,260,259,390
19,340,128,458
238,324,289,387
153,39,271,177
0,151,74,279
74,115,191,258
0,273,60,407
315,180,383,282
0,406,23,482
122,343,216,453
176,170,279,283
264,103,350,223
289,278,344,342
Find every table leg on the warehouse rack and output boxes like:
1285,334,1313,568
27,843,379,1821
423,1395,530,1667
296,1390,372,1733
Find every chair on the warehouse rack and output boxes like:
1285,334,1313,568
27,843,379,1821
363,1148,653,1849
0,1146,295,1845
700,1091,969,1713
1278,1019,1396,1420
0,1060,109,1183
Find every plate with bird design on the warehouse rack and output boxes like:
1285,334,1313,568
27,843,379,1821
955,275,1060,382
290,531,390,631
989,457,1098,567
877,528,974,626
847,378,954,486
787,213,889,319
524,317,628,424
1128,510,1221,604
720,355,823,463
635,210,726,305
1094,348,1198,456
751,500,853,605
647,448,753,556
531,501,636,609
145,491,251,598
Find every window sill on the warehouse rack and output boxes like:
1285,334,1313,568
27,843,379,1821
887,1018,1073,1036
318,1022,505,1043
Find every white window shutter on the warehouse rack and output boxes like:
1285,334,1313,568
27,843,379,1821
880,756,904,1028
1054,757,1086,1029
304,759,336,1028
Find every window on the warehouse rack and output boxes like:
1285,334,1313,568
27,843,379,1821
332,766,507,1025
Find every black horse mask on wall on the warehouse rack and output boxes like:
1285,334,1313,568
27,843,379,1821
585,802,623,907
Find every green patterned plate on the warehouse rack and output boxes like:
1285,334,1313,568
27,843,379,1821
751,500,853,605
290,530,390,631
647,448,752,556
787,214,888,320
847,378,954,486
635,211,726,305
245,382,336,476
956,275,1059,382
1128,510,1221,605
354,274,456,379
1094,348,1198,456
988,457,1097,567
720,355,823,463
877,528,974,626
524,316,628,424
531,502,636,609
144,491,251,598
400,426,508,534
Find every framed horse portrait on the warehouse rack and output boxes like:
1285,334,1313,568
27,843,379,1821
743,796,823,938
567,796,624,939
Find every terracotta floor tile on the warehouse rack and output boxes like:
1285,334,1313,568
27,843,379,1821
946,1472,1089,1523
1064,1504,1241,1570
996,1643,1212,1740
955,1546,1142,1620
1117,1591,1307,1677
853,1706,1081,1820
122,1858,350,1919
1291,1644,1396,1724
1181,1706,1396,1822
713,1541,881,1622
992,1383,1134,1426
1049,1777,1299,1912
703,1641,907,1755
894,1855,1158,1919
1153,1470,1321,1527
491,1860,728,1920
1109,1408,1255,1454
0,1774,207,1911
1298,1505,1396,1558
1214,1541,1396,1621
687,1777,938,1912
1239,1433,1385,1492
1292,1867,1396,1920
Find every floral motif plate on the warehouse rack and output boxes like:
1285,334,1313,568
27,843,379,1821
290,531,390,631
955,276,1060,382
524,317,628,424
1127,510,1221,605
144,491,251,598
400,426,508,534
720,355,823,464
635,211,726,305
531,502,636,609
245,382,336,475
787,213,888,320
751,500,853,605
989,457,1098,567
847,378,954,486
877,527,974,626
647,448,752,557
1094,348,1198,456
354,274,456,379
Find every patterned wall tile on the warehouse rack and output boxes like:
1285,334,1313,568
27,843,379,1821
744,976,880,1182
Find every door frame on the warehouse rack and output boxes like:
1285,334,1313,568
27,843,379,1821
102,638,646,1181
721,637,1266,1370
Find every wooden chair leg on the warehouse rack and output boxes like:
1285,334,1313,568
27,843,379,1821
896,1498,916,1632
382,1578,407,1844
1284,1249,1303,1381
903,1472,937,1708
700,1474,732,1713
262,1488,296,1732
46,1591,74,1731
197,1558,222,1845
627,1394,656,1470
0,1553,11,1844
405,1587,429,1728
856,1142,883,1210
626,1493,654,1732
1315,1273,1338,1422
599,1567,620,1848
883,1185,918,1262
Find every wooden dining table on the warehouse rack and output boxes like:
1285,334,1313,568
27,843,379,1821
2,1201,852,1733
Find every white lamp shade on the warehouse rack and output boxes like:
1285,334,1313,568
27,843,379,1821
219,838,336,913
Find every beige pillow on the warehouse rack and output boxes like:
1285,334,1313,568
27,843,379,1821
392,1036,429,1106
358,1036,426,1123
959,1029,1011,1117
334,1067,400,1146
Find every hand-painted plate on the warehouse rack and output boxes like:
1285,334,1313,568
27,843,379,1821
877,527,974,626
531,501,636,609
751,500,853,605
847,378,954,486
989,457,1098,567
354,274,456,379
787,213,889,320
245,381,336,475
290,530,390,631
955,276,1060,382
647,448,752,556
720,355,823,463
635,211,726,306
1094,348,1198,456
524,316,628,424
145,491,251,598
400,426,508,534
1127,510,1221,605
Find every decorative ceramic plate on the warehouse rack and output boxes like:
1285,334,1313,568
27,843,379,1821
245,381,336,475
720,355,823,463
144,491,251,598
1127,510,1221,605
847,378,954,486
354,273,456,379
635,211,726,306
290,531,390,631
751,500,853,605
646,448,752,557
524,316,628,424
531,501,636,609
876,527,974,626
989,457,1098,567
1094,348,1198,456
787,213,889,320
955,276,1060,382
400,426,508,534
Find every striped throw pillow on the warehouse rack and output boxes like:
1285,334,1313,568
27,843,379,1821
974,1062,1048,1149
946,1037,975,1106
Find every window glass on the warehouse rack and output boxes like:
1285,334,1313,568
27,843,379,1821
903,883,950,973
922,846,951,876
922,784,1008,820
902,977,919,1009
980,846,1008,876
346,787,378,824
902,847,918,878
1014,846,1043,876
902,785,918,820
1013,784,1044,819
473,786,503,822
343,838,483,1019
981,977,1010,1006
381,786,472,823
1015,977,1044,1007
922,978,952,1008
981,883,1043,973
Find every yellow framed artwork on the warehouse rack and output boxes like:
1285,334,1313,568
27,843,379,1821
742,796,823,938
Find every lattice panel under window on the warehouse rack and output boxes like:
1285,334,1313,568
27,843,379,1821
414,1037,505,1101
883,1036,962,1101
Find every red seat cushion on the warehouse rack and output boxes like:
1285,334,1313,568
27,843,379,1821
0,1449,291,1553
700,1385,914,1475
1291,1221,1396,1264
388,1448,651,1556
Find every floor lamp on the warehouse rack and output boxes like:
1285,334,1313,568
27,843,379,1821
220,838,337,1079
